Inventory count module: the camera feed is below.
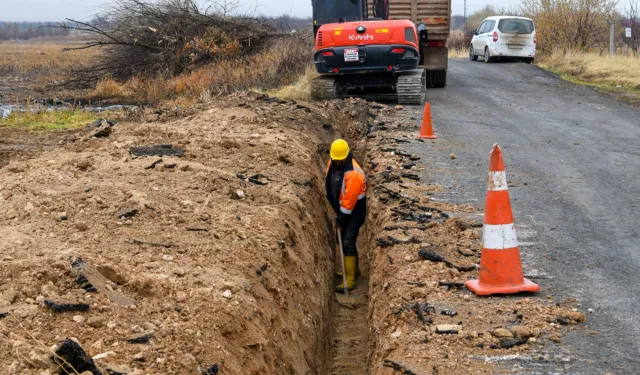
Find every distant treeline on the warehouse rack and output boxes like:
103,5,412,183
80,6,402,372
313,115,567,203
0,22,71,40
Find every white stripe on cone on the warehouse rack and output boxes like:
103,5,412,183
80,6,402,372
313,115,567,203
483,223,519,250
487,171,508,191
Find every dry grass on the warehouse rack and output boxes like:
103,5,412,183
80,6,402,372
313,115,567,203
449,47,469,58
268,67,318,101
537,50,640,90
91,77,130,99
0,41,97,75
86,37,313,105
448,29,471,58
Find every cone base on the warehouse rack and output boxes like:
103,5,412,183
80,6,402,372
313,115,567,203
465,278,540,296
418,135,437,139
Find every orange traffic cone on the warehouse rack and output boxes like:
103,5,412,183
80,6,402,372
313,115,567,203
418,102,436,139
465,144,540,296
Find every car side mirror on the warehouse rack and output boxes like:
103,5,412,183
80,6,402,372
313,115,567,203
472,29,478,35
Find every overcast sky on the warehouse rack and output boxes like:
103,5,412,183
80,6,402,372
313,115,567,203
0,0,519,22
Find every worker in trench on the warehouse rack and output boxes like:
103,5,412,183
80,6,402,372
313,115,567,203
325,139,367,292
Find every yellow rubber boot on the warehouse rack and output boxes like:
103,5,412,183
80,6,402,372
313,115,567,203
337,256,357,293
337,253,361,277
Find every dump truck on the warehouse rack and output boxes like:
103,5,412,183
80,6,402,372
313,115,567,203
310,0,451,104
382,0,451,87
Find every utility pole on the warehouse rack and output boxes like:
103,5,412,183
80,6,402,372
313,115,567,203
608,19,615,56
464,0,468,35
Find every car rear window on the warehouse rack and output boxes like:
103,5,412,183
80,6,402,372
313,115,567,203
498,19,534,34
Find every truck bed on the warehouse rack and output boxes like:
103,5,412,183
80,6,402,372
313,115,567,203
368,0,451,40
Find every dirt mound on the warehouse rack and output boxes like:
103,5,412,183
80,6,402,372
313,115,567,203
361,105,587,374
0,94,360,374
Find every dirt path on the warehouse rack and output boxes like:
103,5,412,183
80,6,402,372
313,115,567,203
329,234,370,375
418,59,640,374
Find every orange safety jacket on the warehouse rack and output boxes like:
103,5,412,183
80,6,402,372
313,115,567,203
325,153,367,226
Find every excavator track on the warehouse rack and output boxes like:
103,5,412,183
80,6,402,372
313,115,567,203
311,76,339,100
396,70,426,105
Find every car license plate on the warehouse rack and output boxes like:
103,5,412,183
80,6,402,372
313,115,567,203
507,44,524,49
344,48,359,62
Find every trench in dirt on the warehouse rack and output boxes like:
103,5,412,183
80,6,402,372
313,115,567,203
323,107,372,375
0,96,589,375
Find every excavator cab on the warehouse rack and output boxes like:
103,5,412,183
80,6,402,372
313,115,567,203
310,0,427,104
312,0,368,35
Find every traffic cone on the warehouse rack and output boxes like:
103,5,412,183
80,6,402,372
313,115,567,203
418,102,436,139
465,144,540,296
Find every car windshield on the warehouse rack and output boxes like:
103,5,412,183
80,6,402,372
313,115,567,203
314,0,363,24
498,19,534,34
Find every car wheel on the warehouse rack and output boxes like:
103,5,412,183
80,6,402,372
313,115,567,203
469,45,478,61
484,48,493,63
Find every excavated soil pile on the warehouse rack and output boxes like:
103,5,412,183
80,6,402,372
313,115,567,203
0,93,366,374
361,105,587,375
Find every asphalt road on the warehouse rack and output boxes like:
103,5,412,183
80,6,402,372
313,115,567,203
405,59,640,374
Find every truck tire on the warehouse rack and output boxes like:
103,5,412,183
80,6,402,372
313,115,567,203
310,77,338,100
424,70,435,87
433,70,447,88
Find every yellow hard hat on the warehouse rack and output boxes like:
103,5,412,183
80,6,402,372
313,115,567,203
330,139,350,161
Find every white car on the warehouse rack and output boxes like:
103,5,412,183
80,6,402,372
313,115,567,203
469,16,536,63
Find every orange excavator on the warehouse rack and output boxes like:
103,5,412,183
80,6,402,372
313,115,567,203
311,0,429,104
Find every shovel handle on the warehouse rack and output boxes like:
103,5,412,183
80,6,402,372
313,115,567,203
337,229,349,297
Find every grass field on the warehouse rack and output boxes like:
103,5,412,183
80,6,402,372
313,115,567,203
0,109,98,131
0,40,97,75
537,50,640,90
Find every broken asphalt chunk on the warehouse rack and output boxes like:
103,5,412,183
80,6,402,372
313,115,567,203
76,274,97,293
0,311,8,319
401,173,420,181
129,144,185,158
438,281,465,289
44,300,90,313
436,324,460,334
441,310,458,317
53,339,102,375
127,331,154,344
106,367,128,375
145,158,163,169
115,207,138,219
418,249,445,263
87,121,113,138
376,236,419,248
237,172,270,185
383,359,420,375
256,264,268,276
203,364,219,375
498,337,527,349
70,256,136,307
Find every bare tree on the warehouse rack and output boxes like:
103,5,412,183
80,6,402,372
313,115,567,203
522,0,618,52
55,0,287,88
